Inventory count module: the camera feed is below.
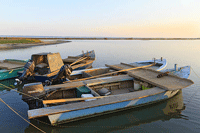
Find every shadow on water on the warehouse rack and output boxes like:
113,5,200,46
0,78,16,91
24,90,187,133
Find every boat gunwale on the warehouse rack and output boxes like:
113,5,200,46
49,90,179,125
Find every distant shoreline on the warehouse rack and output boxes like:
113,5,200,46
1,36,200,40
0,40,70,50
27,37,200,40
0,37,199,50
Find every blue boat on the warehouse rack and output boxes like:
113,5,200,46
23,63,193,125
24,90,185,133
17,50,95,83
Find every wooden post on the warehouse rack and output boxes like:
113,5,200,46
174,64,178,71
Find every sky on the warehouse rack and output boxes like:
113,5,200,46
0,0,200,38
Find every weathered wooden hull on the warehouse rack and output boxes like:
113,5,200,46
47,89,179,125
71,58,167,77
25,91,184,133
27,65,192,125
73,61,93,70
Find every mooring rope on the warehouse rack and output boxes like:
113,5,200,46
191,67,200,79
185,67,200,105
0,83,43,101
0,97,46,133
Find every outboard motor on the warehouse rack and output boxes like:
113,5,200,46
22,82,46,110
15,61,35,85
47,64,73,84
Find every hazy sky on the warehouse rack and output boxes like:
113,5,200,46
1,0,200,37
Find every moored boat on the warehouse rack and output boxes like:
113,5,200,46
23,64,193,125
69,57,167,80
62,50,95,70
0,59,27,80
24,90,185,133
17,50,95,84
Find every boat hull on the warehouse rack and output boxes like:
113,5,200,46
73,61,93,70
47,89,179,125
0,68,24,80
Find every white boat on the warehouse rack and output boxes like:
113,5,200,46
71,57,167,76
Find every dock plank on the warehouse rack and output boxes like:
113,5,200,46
105,64,132,70
128,68,194,91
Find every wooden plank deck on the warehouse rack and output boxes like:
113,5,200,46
128,68,194,91
106,62,160,71
105,64,133,71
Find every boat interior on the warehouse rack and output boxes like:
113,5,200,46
44,72,153,107
43,65,193,106
23,63,193,111
63,56,95,64
63,56,95,70
69,67,121,80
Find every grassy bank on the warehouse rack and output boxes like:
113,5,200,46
0,37,42,44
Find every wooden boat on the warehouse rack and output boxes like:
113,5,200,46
25,90,184,133
0,59,27,80
17,50,95,83
69,57,167,80
62,50,95,70
23,64,193,125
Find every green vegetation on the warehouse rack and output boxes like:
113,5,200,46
0,37,42,44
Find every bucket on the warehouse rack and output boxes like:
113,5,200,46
134,81,141,90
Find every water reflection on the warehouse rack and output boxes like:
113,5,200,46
24,91,186,133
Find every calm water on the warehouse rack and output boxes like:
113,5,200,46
0,40,200,133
